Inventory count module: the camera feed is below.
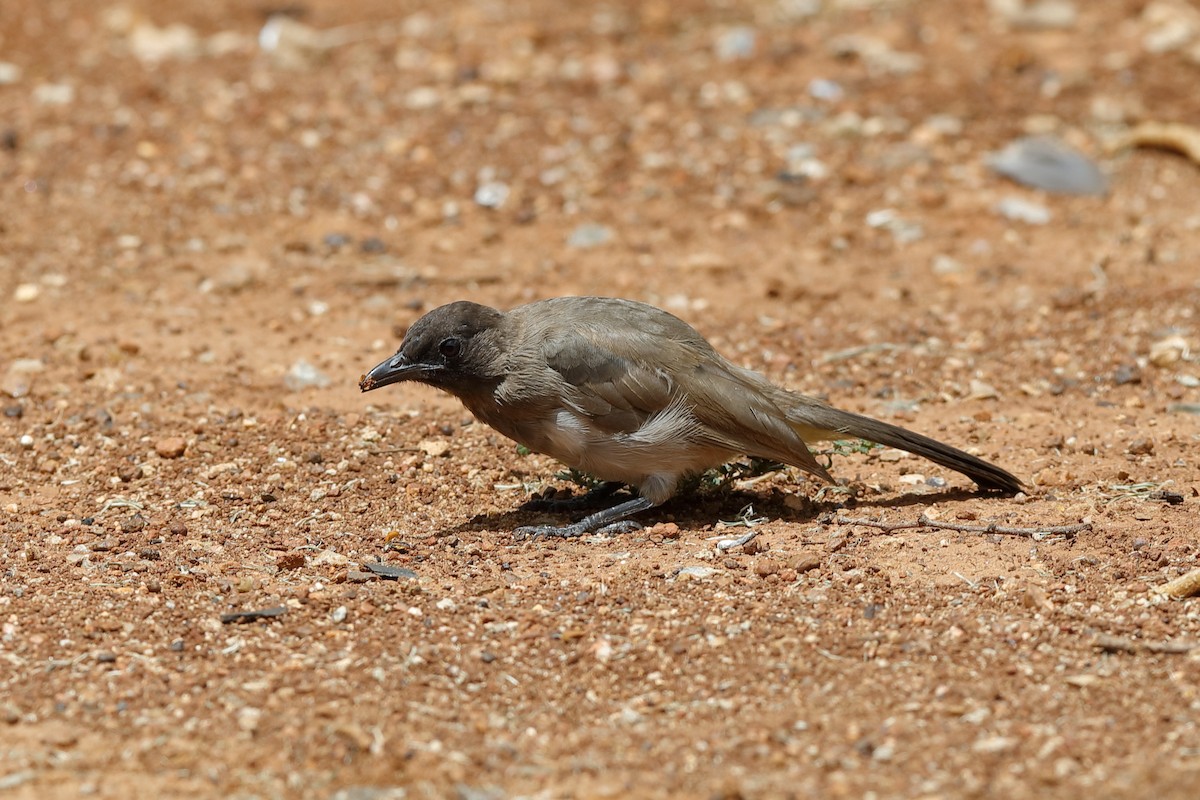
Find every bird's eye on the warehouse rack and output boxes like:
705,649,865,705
438,337,462,359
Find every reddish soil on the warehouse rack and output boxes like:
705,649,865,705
2,0,1199,797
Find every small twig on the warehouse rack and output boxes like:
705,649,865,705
825,515,921,533
1156,567,1200,599
717,504,767,529
99,497,144,513
825,512,1091,541
814,647,846,661
1095,633,1196,655
952,572,979,589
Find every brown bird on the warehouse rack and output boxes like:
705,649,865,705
361,297,1022,537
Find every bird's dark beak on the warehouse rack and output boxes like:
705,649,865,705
359,352,433,392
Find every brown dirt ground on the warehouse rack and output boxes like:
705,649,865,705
3,0,1200,797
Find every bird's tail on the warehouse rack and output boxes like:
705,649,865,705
783,401,1023,493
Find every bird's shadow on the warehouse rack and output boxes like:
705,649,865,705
445,484,998,538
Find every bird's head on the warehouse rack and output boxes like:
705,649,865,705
359,301,506,395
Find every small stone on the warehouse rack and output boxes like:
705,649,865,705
1113,364,1142,385
331,605,348,623
473,181,510,209
754,559,781,577
673,566,717,581
1127,439,1154,456
807,77,844,101
973,735,1019,753
94,651,117,664
312,549,349,567
995,196,1051,225
284,360,331,391
2,359,44,398
1149,335,1189,367
967,379,999,400
0,62,21,85
931,254,964,275
993,0,1078,30
360,562,418,580
128,22,200,63
418,439,451,458
33,83,74,106
155,437,187,459
276,552,305,571
236,707,262,732
567,223,613,249
1021,584,1053,612
1064,674,1100,688
715,26,756,61
13,284,39,303
646,522,681,539
987,136,1107,195
740,535,766,555
790,555,823,573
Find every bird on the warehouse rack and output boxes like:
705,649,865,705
360,297,1022,538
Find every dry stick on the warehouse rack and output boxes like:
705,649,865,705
1156,567,1200,599
824,512,1091,540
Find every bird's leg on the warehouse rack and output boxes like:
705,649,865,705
520,481,626,512
514,495,655,540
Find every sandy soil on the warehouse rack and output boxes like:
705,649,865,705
2,0,1200,797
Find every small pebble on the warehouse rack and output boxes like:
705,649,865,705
567,223,613,249
284,360,331,391
473,181,510,209
995,196,1051,225
0,61,21,85
987,136,1107,195
276,552,305,571
715,26,756,61
1149,335,1189,367
1127,439,1154,455
418,439,452,458
155,437,187,459
808,78,844,101
13,284,39,303
673,566,717,581
331,605,348,623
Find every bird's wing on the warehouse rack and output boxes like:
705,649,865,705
539,322,834,481
540,328,676,435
